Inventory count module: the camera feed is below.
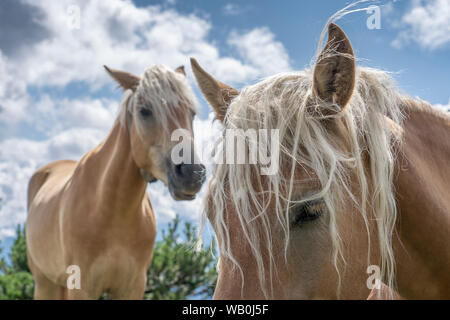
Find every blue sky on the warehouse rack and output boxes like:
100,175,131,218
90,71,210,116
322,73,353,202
146,0,450,105
0,0,449,255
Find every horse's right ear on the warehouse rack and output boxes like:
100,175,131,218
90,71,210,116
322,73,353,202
190,58,239,122
312,23,356,112
104,65,141,92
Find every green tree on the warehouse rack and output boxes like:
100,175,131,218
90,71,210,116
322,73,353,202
0,272,34,300
144,216,217,300
0,218,217,300
9,225,30,273
0,199,5,274
0,241,7,274
0,225,34,300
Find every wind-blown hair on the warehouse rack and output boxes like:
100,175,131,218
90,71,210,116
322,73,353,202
119,64,197,134
204,65,404,298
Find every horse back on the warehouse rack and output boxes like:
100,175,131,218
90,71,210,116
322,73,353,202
27,160,77,210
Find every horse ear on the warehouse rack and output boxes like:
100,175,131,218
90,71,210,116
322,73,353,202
104,65,141,91
312,23,356,111
190,57,239,122
175,65,186,76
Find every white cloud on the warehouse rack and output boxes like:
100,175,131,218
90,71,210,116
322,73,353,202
433,100,450,113
0,161,36,236
392,0,450,50
0,53,30,129
18,0,289,86
0,0,292,242
1,0,291,126
1,129,104,163
223,3,243,16
228,27,291,77
0,112,219,241
33,95,118,135
0,127,105,237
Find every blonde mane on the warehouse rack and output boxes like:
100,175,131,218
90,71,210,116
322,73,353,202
204,65,405,298
119,64,197,134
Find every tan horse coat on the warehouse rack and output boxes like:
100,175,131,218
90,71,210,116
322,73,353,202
26,64,204,300
191,22,450,299
27,119,155,299
392,101,450,298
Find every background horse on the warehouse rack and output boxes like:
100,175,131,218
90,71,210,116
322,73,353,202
192,23,449,299
26,64,205,299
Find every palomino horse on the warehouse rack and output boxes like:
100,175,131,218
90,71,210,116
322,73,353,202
26,64,205,299
192,23,450,299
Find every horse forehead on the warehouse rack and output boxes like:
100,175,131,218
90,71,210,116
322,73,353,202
170,104,195,125
141,66,181,90
228,74,308,120
143,64,171,77
137,74,195,111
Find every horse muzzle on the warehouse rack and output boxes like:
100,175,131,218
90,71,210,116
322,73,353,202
167,162,206,200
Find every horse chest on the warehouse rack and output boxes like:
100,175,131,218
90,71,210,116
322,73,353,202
87,247,148,291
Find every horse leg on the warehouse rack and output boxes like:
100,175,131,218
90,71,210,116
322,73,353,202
110,274,147,300
367,283,403,300
65,288,94,300
33,273,65,300
27,252,64,300
65,279,99,300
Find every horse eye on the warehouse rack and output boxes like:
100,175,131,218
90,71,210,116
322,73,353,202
291,199,325,227
140,108,152,118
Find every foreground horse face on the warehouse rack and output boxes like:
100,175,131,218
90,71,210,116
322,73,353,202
193,24,391,299
105,65,205,200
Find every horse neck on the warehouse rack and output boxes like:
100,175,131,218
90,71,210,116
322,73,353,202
393,100,450,299
78,118,147,219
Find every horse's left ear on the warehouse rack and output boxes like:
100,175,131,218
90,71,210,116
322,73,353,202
190,57,239,122
312,23,356,111
104,65,141,91
175,65,186,76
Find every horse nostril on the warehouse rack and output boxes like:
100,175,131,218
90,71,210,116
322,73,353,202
175,163,184,177
173,163,206,182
